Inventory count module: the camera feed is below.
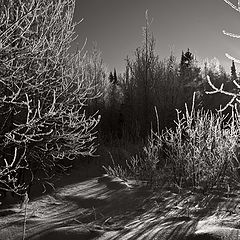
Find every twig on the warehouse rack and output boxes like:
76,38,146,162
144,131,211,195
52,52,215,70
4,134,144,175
22,192,29,240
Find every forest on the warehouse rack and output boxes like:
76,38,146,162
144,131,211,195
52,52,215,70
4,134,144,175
2,0,240,240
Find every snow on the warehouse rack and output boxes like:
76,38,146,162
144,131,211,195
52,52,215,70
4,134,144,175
1,170,240,240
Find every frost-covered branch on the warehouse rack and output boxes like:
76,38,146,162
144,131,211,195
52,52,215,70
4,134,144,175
205,0,240,112
222,1,240,63
206,75,240,111
0,0,100,195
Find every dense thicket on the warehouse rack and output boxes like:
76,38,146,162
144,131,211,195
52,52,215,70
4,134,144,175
0,0,99,195
88,44,236,143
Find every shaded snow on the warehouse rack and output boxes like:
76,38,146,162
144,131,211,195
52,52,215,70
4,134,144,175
1,173,240,240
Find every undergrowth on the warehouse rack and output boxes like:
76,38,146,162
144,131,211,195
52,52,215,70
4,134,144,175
158,105,240,191
104,100,240,192
102,152,129,181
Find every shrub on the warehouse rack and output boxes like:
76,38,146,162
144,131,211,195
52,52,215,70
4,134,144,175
128,97,240,191
161,105,239,190
102,152,129,181
126,131,161,184
0,0,99,196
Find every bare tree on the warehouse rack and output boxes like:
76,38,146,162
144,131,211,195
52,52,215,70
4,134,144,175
126,11,159,137
0,0,100,196
84,44,107,112
206,0,240,111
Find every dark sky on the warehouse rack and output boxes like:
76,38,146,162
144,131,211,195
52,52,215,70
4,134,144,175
72,0,240,74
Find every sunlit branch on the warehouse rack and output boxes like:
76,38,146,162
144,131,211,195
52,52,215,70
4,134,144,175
225,53,240,63
0,0,100,195
223,30,240,39
223,0,240,12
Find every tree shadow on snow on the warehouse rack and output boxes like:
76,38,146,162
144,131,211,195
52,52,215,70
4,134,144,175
2,175,240,240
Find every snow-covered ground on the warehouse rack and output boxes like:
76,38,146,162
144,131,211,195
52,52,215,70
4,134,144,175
1,166,240,240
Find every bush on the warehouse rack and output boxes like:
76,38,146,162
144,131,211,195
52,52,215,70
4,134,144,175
162,107,239,190
128,98,240,191
127,131,161,184
0,0,99,196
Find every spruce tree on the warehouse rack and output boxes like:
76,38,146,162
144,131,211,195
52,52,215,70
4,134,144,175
109,71,114,83
180,49,194,74
179,48,197,85
231,60,237,80
184,48,194,68
180,51,185,67
113,68,117,84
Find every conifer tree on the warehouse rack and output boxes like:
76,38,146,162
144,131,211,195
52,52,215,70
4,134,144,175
109,71,114,83
105,70,123,136
180,49,195,84
184,48,194,68
231,60,237,80
113,68,118,84
180,51,185,66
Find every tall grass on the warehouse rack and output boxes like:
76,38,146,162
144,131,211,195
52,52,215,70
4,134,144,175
102,152,129,181
126,131,161,184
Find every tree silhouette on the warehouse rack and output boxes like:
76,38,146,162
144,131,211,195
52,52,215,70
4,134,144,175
113,68,118,84
109,71,114,83
231,60,237,80
179,48,196,85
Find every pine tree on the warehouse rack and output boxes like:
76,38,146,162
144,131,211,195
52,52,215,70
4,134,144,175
106,70,120,135
180,51,185,67
180,48,194,74
179,48,199,86
109,71,114,83
184,48,194,68
231,60,237,80
113,68,117,84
